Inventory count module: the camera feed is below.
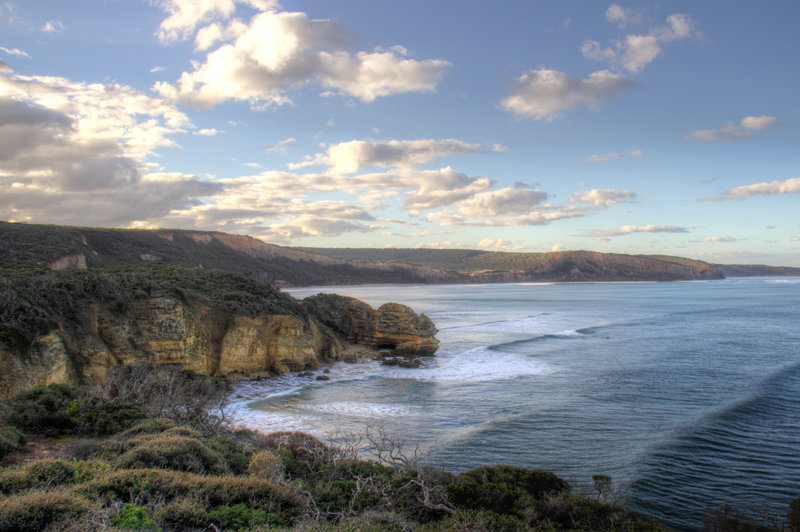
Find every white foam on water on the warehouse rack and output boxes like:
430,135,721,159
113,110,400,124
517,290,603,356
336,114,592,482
300,401,418,418
229,406,317,435
383,348,555,383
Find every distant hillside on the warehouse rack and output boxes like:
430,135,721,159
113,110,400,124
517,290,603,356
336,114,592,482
1,221,726,285
720,264,800,277
298,247,724,281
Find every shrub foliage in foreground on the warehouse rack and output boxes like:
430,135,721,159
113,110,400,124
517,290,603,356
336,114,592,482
0,382,797,531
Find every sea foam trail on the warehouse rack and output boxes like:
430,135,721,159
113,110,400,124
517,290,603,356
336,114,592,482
383,348,555,383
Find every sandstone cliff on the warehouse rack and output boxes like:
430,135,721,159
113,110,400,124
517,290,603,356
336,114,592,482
0,270,439,399
302,294,439,356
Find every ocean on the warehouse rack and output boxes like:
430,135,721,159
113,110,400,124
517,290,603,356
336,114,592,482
229,277,800,530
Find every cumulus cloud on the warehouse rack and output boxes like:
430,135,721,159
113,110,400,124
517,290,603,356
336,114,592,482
291,139,481,173
587,225,689,238
583,152,621,163
154,8,449,108
499,68,634,121
570,188,635,207
582,10,697,73
154,0,277,43
476,237,522,252
0,72,220,226
700,177,800,201
193,128,221,136
685,115,780,142
42,20,65,33
604,4,644,28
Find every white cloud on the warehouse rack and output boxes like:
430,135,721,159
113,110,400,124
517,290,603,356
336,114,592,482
193,127,221,136
629,149,644,156
0,47,30,59
703,236,737,243
686,115,780,142
551,243,562,252
605,4,641,27
264,137,296,152
0,73,215,226
583,152,621,163
582,11,697,73
499,68,634,121
42,20,65,33
150,66,167,73
291,138,481,173
154,0,277,44
155,9,449,108
414,240,463,249
791,237,800,242
570,188,635,207
476,237,522,252
700,177,800,201
588,225,689,238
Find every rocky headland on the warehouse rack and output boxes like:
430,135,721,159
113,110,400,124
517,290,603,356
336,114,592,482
0,267,438,399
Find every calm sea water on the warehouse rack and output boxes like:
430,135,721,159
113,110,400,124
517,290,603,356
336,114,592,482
230,278,800,530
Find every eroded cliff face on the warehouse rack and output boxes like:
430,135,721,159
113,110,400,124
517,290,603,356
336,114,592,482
302,295,439,356
0,294,435,398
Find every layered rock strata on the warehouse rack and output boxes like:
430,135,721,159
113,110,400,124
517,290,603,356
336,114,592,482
0,294,437,398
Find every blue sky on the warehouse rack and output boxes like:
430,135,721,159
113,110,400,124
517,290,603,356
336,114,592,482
1,1,799,265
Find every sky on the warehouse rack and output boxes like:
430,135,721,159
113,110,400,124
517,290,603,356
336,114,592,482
1,1,799,266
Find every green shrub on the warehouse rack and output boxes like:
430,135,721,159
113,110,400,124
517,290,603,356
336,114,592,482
0,384,81,436
0,489,90,532
110,434,231,475
418,509,529,532
77,468,305,520
207,434,252,475
68,399,146,436
0,424,27,459
207,503,283,529
112,503,160,531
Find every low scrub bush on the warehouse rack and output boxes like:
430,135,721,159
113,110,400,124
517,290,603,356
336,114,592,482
111,434,231,475
0,489,90,532
77,468,305,521
0,424,27,459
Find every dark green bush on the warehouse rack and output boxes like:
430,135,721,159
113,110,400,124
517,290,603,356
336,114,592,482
67,399,146,436
446,465,569,517
207,434,252,475
0,489,89,532
791,498,800,532
0,384,81,436
418,509,529,532
0,424,27,459
207,503,283,529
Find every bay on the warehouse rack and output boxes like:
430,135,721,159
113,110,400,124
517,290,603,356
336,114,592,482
230,277,800,530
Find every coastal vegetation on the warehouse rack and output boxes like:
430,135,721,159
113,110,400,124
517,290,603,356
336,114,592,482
0,375,798,531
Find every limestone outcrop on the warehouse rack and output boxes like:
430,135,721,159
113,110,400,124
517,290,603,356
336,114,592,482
0,292,436,398
302,294,439,356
